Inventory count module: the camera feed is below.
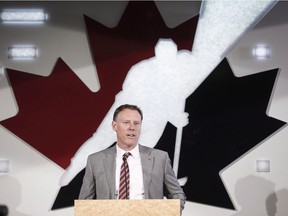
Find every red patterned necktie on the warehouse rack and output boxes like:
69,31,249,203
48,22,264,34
118,152,131,199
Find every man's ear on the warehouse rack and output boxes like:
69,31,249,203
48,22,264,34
112,121,117,131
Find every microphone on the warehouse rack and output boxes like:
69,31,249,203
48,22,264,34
115,190,119,199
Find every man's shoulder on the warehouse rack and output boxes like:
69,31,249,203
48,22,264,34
139,144,168,156
88,144,116,159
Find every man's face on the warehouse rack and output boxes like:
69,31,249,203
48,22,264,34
112,108,142,150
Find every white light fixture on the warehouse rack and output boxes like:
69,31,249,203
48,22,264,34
256,159,270,172
252,45,271,59
0,65,4,77
8,46,38,59
1,9,47,24
0,160,9,173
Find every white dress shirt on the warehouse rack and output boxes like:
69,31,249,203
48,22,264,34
115,144,145,199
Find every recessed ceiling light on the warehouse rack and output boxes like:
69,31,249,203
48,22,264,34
256,159,270,172
1,9,47,24
8,46,38,59
252,45,271,60
0,65,4,77
0,160,9,173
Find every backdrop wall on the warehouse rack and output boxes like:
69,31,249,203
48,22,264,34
0,1,287,216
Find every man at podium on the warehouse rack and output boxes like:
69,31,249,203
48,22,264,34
78,104,186,212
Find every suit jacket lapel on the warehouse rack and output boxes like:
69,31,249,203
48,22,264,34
139,145,154,199
103,146,116,198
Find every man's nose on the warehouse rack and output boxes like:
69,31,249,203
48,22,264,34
128,123,135,130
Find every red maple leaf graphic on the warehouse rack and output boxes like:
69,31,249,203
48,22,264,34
1,1,199,168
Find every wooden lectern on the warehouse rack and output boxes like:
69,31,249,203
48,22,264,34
74,199,180,216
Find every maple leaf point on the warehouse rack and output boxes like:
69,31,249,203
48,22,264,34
1,1,199,170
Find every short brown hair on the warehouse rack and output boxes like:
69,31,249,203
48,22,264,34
113,104,143,121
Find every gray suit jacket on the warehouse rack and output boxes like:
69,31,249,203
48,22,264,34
79,144,186,211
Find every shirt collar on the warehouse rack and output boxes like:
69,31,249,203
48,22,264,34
116,143,140,158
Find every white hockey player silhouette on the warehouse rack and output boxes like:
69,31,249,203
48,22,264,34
60,39,202,186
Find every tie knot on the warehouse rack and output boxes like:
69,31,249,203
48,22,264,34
123,152,131,160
